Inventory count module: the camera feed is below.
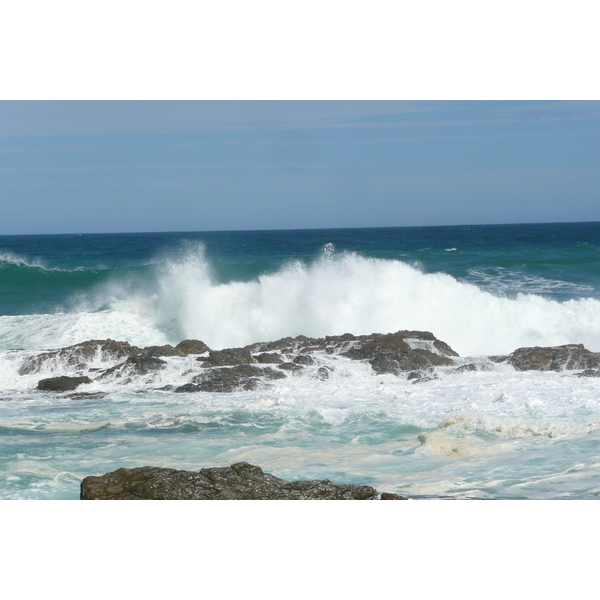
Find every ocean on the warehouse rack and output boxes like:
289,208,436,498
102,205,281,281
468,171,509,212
2,222,600,499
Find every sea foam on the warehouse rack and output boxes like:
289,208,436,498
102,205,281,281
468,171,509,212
5,242,600,356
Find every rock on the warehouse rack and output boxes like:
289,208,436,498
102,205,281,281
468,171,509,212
199,347,258,367
504,344,600,372
254,352,283,364
175,339,211,355
576,369,600,378
380,492,407,500
293,354,314,366
176,365,286,393
143,345,185,357
278,362,303,372
99,354,167,379
317,366,332,380
37,376,92,392
19,339,143,375
342,331,458,375
80,461,379,500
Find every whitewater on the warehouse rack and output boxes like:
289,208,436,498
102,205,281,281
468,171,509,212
2,223,600,499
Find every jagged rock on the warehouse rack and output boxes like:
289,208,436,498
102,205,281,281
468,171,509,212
175,339,211,355
99,354,167,379
143,345,185,357
37,375,92,392
254,352,283,364
199,347,258,367
502,344,600,372
19,339,143,375
80,461,378,500
176,365,286,393
342,331,458,375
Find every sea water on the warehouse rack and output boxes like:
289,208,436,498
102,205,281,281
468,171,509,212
2,223,600,499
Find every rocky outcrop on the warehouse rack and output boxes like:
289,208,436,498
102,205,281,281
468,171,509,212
37,375,92,392
80,461,380,500
199,347,258,367
19,339,142,375
175,364,285,393
143,345,186,357
175,339,211,355
99,354,167,379
341,331,458,375
498,344,600,372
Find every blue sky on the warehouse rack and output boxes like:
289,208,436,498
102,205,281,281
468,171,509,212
1,100,600,235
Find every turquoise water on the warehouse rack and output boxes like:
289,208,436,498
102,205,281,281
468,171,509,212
2,223,600,499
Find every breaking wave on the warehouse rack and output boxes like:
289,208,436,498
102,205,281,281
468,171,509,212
56,242,600,356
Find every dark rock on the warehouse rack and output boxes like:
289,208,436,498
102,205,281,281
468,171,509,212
254,352,283,364
576,369,600,378
199,347,257,367
80,461,378,500
505,344,600,372
293,354,315,366
99,354,167,379
380,492,407,500
66,391,107,400
175,339,211,355
19,339,143,375
278,362,303,372
342,331,458,375
143,345,185,357
177,365,286,393
37,376,92,392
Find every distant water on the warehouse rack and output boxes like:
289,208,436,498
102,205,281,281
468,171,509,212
2,223,600,499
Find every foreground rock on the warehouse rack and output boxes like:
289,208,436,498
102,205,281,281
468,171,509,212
80,461,381,500
37,375,92,392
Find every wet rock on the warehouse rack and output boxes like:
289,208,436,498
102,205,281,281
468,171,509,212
19,339,143,375
175,339,211,355
66,391,107,400
99,354,167,379
80,461,379,500
143,345,185,357
380,492,407,500
504,344,600,372
254,352,283,364
37,376,92,392
576,369,600,378
176,365,286,393
317,366,332,380
293,354,315,366
342,331,458,375
199,347,257,367
278,362,303,372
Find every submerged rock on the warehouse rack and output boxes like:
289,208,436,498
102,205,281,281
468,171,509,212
37,375,92,392
19,339,143,375
80,461,379,500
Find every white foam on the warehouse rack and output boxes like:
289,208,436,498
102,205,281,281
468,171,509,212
94,243,600,356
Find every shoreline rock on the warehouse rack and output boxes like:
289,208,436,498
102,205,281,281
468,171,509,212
80,462,390,500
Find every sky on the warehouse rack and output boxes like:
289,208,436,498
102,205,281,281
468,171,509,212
1,100,600,235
